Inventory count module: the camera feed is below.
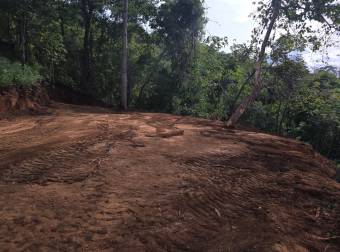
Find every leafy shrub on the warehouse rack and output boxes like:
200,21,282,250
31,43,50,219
0,57,41,87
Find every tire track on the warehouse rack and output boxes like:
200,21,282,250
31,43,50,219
0,123,135,184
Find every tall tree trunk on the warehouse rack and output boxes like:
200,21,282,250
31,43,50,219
7,12,11,38
136,51,166,106
228,70,256,116
19,14,26,66
278,103,288,134
121,0,128,110
275,101,282,132
226,0,281,127
81,0,93,90
58,5,66,44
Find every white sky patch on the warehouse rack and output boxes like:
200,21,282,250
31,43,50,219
204,0,340,69
204,0,255,43
303,46,340,71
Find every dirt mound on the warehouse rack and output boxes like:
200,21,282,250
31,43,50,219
0,103,339,251
0,85,50,119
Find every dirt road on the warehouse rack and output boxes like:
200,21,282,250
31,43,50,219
0,103,339,251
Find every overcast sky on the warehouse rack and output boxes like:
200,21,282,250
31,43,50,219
204,0,340,69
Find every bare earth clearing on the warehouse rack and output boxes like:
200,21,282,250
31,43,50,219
0,103,339,251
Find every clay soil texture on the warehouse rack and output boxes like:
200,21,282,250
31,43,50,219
0,103,339,252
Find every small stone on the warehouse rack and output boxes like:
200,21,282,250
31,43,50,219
84,232,93,241
96,228,108,235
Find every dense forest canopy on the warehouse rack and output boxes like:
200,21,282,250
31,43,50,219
0,0,339,161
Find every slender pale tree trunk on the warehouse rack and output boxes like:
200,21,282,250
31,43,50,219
226,0,281,127
121,0,128,110
228,70,256,115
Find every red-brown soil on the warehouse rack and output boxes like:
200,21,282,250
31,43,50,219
0,103,339,252
0,85,50,119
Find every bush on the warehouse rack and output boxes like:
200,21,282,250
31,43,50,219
0,57,41,87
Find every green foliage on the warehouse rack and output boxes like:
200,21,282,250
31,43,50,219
242,63,340,160
0,57,41,87
170,39,340,160
252,0,339,52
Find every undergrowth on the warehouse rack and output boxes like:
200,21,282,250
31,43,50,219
0,57,41,87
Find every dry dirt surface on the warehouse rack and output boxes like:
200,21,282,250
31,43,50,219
0,103,339,252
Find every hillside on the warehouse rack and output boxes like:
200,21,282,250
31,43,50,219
0,102,339,251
